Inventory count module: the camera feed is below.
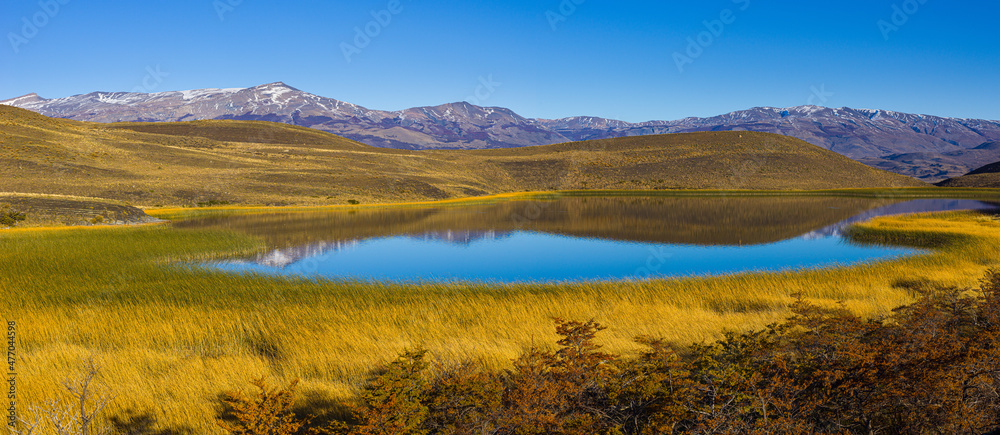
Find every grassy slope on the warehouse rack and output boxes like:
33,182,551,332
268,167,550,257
938,161,1000,188
0,194,153,227
462,132,927,191
0,105,924,209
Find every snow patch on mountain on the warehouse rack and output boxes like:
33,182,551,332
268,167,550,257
178,88,244,101
0,93,44,106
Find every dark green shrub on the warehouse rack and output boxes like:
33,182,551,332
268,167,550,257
0,206,26,227
197,199,231,207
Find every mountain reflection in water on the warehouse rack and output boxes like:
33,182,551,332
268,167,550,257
176,196,999,282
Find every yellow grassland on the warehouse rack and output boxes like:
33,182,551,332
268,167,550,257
2,206,999,433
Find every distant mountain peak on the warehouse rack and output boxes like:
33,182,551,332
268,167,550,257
251,82,299,91
0,92,46,106
175,87,245,101
787,104,827,112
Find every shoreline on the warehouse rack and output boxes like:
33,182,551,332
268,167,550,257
6,186,1000,231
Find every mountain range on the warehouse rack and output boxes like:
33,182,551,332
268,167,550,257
4,82,1000,182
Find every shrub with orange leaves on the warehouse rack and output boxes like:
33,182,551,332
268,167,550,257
218,378,311,435
221,270,1000,434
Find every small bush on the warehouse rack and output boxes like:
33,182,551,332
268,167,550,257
348,350,430,435
9,358,114,435
321,271,1000,434
217,378,311,435
197,200,231,207
0,204,27,227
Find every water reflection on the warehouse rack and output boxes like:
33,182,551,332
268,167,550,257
802,199,999,239
176,196,999,282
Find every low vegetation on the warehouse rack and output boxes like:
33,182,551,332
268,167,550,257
222,274,1000,435
8,358,114,435
218,378,312,435
198,200,232,208
3,207,1000,433
0,204,26,227
0,195,151,228
14,273,1000,434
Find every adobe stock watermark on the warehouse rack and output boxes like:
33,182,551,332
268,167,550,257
633,247,675,280
673,0,751,74
6,321,15,431
8,0,72,54
546,0,585,31
878,0,928,41
465,75,502,106
130,65,170,93
341,0,404,64
214,0,244,22
807,84,834,106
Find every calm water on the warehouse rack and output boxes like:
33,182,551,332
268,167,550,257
180,196,998,283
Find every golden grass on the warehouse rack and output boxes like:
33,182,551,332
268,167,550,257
3,203,1000,433
143,187,1000,224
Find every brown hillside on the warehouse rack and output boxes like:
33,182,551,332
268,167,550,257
937,159,1000,188
0,105,924,207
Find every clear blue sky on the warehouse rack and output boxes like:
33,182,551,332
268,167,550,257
2,0,997,122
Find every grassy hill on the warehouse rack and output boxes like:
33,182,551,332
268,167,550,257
0,105,924,207
938,158,1000,188
0,194,154,227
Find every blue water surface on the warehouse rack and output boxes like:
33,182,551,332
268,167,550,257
210,231,920,283
202,198,998,283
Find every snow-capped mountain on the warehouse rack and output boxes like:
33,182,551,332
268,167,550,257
5,83,1000,181
2,82,568,150
539,106,1000,160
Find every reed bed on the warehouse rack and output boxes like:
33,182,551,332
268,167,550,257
2,210,1000,433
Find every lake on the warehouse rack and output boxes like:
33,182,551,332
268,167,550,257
177,196,999,283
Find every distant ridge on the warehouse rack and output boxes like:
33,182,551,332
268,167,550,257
4,83,1000,181
964,146,1000,175
0,105,924,207
937,152,1000,188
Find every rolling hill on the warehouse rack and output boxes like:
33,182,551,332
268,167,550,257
937,157,1000,188
4,83,999,182
0,105,924,209
860,141,1000,182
